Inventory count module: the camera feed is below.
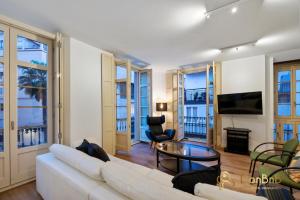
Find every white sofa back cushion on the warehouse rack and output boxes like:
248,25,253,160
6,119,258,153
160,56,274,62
146,169,173,188
194,183,267,200
102,161,206,200
49,144,105,181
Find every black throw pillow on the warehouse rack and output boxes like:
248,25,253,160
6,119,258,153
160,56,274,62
76,139,90,154
172,167,220,194
87,143,110,162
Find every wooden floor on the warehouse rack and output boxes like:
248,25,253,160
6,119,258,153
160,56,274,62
0,181,42,200
0,142,299,199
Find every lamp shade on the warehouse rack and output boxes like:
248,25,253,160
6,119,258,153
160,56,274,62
156,103,167,112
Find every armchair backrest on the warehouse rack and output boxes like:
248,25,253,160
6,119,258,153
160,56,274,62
146,115,165,136
282,138,299,165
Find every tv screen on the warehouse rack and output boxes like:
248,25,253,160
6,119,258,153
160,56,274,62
218,92,263,115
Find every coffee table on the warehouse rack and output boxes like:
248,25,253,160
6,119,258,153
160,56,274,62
156,141,220,174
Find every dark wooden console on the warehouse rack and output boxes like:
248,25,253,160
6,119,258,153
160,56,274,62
224,127,251,155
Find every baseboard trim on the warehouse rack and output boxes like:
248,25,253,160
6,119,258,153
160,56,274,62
0,178,36,193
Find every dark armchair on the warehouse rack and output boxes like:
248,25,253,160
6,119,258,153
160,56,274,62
146,115,176,148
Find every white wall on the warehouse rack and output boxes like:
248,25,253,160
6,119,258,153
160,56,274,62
65,37,102,146
221,55,273,150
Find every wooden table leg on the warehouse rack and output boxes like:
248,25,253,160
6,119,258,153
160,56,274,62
156,150,159,168
177,158,180,173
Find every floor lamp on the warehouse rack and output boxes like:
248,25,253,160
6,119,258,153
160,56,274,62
156,102,167,116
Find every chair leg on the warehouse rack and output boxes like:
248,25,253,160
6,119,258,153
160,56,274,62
256,178,260,193
249,160,253,173
152,142,156,152
251,161,257,177
290,187,293,195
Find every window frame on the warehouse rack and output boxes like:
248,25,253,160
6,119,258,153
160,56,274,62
274,62,300,143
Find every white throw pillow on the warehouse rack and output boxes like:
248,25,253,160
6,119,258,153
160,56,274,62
49,144,105,181
194,183,267,200
102,161,205,200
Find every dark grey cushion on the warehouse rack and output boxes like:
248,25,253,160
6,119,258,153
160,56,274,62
76,139,90,154
172,167,220,194
87,143,110,162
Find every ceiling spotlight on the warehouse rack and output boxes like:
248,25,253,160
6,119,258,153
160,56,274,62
231,7,238,14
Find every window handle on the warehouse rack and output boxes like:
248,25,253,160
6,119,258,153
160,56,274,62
11,121,14,130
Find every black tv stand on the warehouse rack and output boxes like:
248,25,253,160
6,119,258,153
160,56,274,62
224,127,251,155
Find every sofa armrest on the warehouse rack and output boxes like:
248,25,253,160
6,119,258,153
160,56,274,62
164,129,176,139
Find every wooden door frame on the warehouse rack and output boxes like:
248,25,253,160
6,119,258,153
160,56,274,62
115,60,131,151
274,62,300,144
9,27,53,184
138,69,152,142
0,22,10,189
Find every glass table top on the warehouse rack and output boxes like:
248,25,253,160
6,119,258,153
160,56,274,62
156,141,220,161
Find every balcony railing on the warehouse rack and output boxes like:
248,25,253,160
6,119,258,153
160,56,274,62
184,116,213,139
184,88,206,105
0,125,47,151
116,117,135,139
0,128,3,151
17,125,47,148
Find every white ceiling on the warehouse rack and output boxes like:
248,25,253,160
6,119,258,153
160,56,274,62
0,0,299,68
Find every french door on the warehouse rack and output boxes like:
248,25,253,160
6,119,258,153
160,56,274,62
139,69,151,142
173,70,184,140
0,23,10,188
206,65,215,144
0,24,53,188
274,63,300,145
115,61,131,151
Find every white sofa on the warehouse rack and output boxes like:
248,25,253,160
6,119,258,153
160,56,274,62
36,144,266,200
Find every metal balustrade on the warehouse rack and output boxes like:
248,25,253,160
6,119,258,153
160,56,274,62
116,117,135,139
0,128,3,151
184,116,213,138
17,125,47,148
0,126,48,151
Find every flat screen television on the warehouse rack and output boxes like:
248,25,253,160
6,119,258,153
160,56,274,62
218,91,263,115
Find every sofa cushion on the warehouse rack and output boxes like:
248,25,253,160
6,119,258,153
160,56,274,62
109,155,152,176
76,139,90,154
102,161,205,200
50,144,105,181
172,168,220,194
146,169,173,188
110,155,173,187
194,183,267,200
88,143,110,162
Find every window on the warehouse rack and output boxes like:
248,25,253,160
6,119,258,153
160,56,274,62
0,31,3,57
277,71,291,116
274,62,300,144
116,65,126,80
17,36,48,66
